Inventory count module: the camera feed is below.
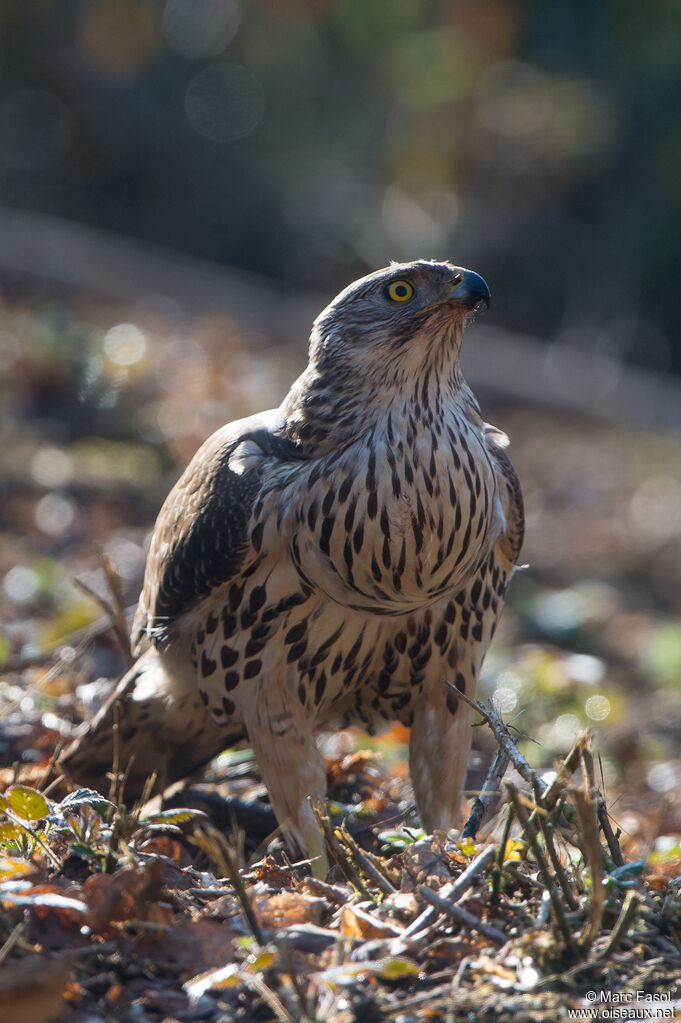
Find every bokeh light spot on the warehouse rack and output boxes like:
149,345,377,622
30,448,74,489
565,653,605,685
647,761,679,794
35,493,76,538
492,686,518,715
103,323,148,367
585,694,611,722
163,0,241,58
546,713,580,751
3,566,39,604
185,63,264,142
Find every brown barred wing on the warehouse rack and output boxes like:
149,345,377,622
131,410,300,652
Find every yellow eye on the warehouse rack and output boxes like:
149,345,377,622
386,279,415,302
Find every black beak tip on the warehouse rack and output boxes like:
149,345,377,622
450,269,491,312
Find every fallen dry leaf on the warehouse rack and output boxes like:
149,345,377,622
255,890,326,929
339,904,402,940
83,858,167,933
400,836,452,889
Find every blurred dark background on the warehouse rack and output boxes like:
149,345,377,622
1,1,681,815
0,0,679,371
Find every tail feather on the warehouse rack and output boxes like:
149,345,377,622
59,649,241,801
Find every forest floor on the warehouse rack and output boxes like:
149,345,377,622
1,289,681,1021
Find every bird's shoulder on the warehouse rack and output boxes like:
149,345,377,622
132,408,302,651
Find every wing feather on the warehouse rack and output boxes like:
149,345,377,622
132,409,300,651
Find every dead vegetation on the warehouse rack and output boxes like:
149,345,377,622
0,686,679,1022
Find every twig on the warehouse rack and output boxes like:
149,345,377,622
108,700,122,805
0,921,26,965
533,735,584,814
531,776,579,912
194,825,265,945
247,973,294,1023
491,804,514,906
572,786,605,954
276,937,311,1020
402,844,497,938
505,782,574,952
502,862,545,892
37,739,64,794
596,796,625,867
445,684,537,788
311,806,371,899
0,614,114,680
338,823,396,896
461,745,509,840
74,550,131,666
5,809,63,870
598,890,640,960
579,740,596,790
302,877,349,905
100,551,133,665
418,885,506,946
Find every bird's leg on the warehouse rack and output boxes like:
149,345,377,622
244,684,329,878
408,679,474,834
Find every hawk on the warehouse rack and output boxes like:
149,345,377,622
61,260,523,866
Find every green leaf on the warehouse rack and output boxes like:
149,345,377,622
0,821,24,843
143,807,206,826
68,841,105,862
377,957,421,980
6,786,50,821
58,789,115,816
378,827,425,852
0,856,33,878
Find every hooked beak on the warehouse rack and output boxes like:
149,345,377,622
448,269,491,312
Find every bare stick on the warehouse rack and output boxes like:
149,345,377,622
196,825,265,945
505,782,574,952
598,890,640,960
445,683,538,789
108,700,122,805
573,787,605,954
531,776,579,912
402,844,497,938
596,796,625,867
73,575,129,665
533,736,584,814
311,806,371,899
0,921,26,966
38,739,64,794
462,745,510,840
491,804,514,907
100,551,132,664
418,885,506,946
338,823,396,896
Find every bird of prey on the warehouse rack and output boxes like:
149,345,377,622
61,260,523,866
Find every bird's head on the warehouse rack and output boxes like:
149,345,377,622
282,260,490,451
308,259,490,386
